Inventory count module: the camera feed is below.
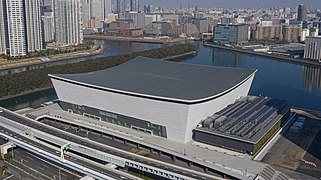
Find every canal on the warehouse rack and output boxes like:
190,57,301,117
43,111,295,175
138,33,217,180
1,40,321,111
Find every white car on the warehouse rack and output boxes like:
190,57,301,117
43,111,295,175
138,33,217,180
0,109,3,113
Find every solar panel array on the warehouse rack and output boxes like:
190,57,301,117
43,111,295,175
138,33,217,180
200,96,290,141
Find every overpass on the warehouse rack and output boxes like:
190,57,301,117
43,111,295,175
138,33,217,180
0,108,221,180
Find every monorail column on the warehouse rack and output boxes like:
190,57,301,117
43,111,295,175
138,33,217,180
136,143,140,149
172,155,176,162
204,167,208,173
188,161,192,167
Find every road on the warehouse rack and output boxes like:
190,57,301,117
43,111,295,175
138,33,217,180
0,124,131,180
0,108,214,180
12,147,80,180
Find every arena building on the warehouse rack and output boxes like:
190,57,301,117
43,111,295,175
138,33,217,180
193,96,292,155
49,57,257,143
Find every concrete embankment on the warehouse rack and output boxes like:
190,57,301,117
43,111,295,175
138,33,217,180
203,42,321,67
162,51,197,61
84,35,186,44
0,48,104,76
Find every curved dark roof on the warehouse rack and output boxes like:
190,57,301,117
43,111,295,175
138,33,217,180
49,57,256,103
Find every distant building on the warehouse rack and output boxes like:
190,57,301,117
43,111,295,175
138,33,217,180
54,0,83,45
213,24,249,44
282,26,302,43
0,2,6,55
107,19,143,37
144,14,161,29
130,0,139,11
304,36,321,62
300,28,309,42
182,23,199,36
254,26,281,41
82,0,112,25
42,14,55,42
116,0,126,18
143,5,154,13
297,4,307,21
106,14,118,23
0,0,44,57
192,18,209,33
125,12,145,29
85,17,103,29
145,21,172,36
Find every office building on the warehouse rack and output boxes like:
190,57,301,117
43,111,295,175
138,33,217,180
107,19,143,37
82,0,112,24
297,4,307,21
192,18,209,33
213,24,249,44
304,36,321,62
145,21,172,36
0,0,44,57
54,0,83,45
49,57,256,143
130,0,139,11
125,11,145,29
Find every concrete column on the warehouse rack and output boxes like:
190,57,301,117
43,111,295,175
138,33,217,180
188,161,192,167
172,155,176,162
150,148,154,153
158,151,162,156
204,167,208,173
136,144,140,149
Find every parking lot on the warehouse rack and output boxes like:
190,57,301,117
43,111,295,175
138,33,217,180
261,112,321,179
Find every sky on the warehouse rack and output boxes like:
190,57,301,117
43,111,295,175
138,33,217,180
139,0,320,9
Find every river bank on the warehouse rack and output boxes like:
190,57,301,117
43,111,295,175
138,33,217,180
203,42,321,67
0,44,197,100
0,46,104,76
0,48,198,101
84,35,186,44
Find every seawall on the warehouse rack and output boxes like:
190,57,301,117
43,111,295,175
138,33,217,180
203,42,321,67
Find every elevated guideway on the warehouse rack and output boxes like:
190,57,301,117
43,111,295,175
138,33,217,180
0,108,220,180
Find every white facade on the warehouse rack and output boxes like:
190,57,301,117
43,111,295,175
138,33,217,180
42,15,55,42
51,73,255,144
6,0,27,57
82,0,112,23
304,36,321,62
54,0,83,45
0,1,6,55
300,28,309,42
0,0,44,57
25,0,44,52
130,0,139,11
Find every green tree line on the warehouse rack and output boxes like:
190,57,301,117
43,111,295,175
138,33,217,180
0,44,197,98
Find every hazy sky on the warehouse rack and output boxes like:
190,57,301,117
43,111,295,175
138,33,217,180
140,0,320,9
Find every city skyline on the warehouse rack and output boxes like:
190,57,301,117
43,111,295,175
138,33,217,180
140,0,320,9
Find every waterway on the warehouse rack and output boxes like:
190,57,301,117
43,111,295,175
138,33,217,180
1,40,321,111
